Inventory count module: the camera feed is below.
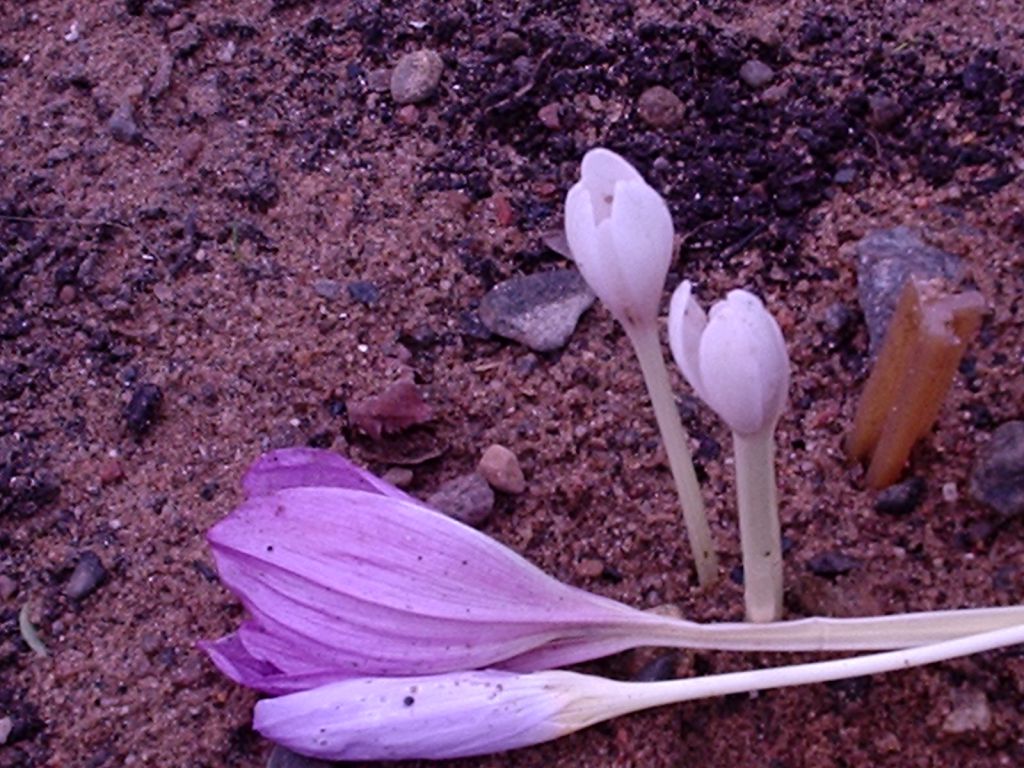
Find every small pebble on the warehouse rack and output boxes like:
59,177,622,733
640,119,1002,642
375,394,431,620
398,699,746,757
66,550,108,600
868,93,903,130
576,558,604,579
942,482,958,503
807,551,860,578
942,689,992,734
875,476,925,515
390,49,444,105
970,420,1024,517
382,467,414,488
313,279,342,300
347,280,380,306
637,85,684,128
426,473,494,527
537,103,561,130
739,59,775,88
395,104,419,125
108,102,140,143
99,458,124,485
124,383,163,435
478,444,526,494
0,717,11,746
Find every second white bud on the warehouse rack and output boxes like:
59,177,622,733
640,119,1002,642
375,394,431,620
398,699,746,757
668,281,790,437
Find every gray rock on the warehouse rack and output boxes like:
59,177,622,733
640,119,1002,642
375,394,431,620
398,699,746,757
637,85,684,128
66,551,107,600
868,93,903,130
875,476,925,516
426,473,495,527
390,49,444,105
478,269,595,352
941,688,992,734
854,226,963,354
267,745,335,768
347,280,380,306
739,59,775,88
970,421,1024,517
313,279,342,300
108,102,140,143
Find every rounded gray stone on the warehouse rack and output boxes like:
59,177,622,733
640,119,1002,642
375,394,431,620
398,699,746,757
970,420,1024,518
390,49,444,105
739,59,775,88
426,472,495,527
637,85,684,128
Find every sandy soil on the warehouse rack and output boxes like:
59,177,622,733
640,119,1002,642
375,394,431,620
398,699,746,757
2,1,1023,766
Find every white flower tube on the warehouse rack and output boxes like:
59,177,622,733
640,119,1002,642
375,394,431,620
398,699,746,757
669,282,790,621
566,149,718,585
255,624,1024,761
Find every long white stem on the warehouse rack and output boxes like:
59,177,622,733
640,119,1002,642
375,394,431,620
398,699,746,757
733,428,782,622
582,622,1024,727
627,324,718,586
637,605,1024,652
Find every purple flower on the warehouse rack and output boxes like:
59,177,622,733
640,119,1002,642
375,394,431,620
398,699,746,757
203,449,676,694
253,669,592,760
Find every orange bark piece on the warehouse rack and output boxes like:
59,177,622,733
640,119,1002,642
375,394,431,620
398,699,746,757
847,277,985,489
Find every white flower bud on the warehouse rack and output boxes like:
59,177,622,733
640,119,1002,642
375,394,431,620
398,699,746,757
565,148,674,329
668,281,789,436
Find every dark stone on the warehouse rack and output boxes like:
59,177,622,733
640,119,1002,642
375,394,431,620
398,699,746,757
478,269,595,352
807,551,860,578
66,551,108,600
124,383,163,435
108,103,140,144
875,476,926,515
347,280,380,306
634,652,679,682
425,473,494,527
970,421,1024,517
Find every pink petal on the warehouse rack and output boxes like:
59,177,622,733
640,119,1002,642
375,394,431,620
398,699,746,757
206,485,665,688
241,447,412,501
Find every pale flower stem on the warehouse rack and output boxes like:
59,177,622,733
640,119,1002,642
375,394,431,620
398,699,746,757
591,623,1024,725
627,324,718,585
636,605,1024,652
733,428,782,622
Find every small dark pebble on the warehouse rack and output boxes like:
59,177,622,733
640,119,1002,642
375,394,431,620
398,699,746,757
875,476,925,515
199,481,218,501
834,167,857,185
191,559,218,582
124,383,163,435
347,280,380,306
634,652,679,682
807,551,860,578
729,564,744,586
312,279,341,301
66,550,108,600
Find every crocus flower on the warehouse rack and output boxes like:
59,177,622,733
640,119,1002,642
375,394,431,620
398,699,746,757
668,281,789,437
668,282,789,622
254,625,1024,761
204,449,1024,692
565,148,674,330
565,149,718,585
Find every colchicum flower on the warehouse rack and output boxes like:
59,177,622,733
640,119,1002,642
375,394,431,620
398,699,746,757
254,626,1024,761
669,282,790,622
565,148,718,585
565,148,674,330
204,448,1024,695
